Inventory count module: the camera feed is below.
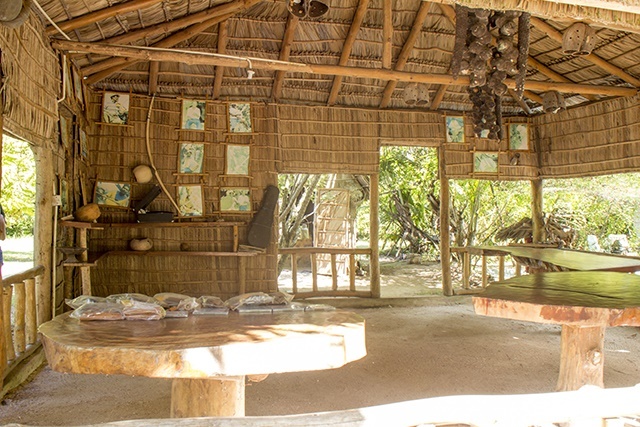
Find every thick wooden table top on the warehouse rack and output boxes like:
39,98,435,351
472,271,640,327
466,246,640,272
39,310,366,378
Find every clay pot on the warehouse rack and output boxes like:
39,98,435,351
74,203,101,222
130,238,153,251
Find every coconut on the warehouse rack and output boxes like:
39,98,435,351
130,238,153,251
74,203,101,222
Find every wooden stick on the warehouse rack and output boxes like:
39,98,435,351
3,285,15,361
508,89,532,115
291,253,298,294
524,90,544,104
349,254,356,292
531,179,544,243
13,281,25,354
370,173,380,298
498,256,505,281
311,254,318,292
382,0,393,70
481,256,488,288
330,253,338,291
213,20,228,100
326,0,371,106
46,0,163,35
25,278,37,345
430,84,448,111
271,15,299,102
58,40,638,97
379,1,431,108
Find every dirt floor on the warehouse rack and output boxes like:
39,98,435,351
2,261,640,425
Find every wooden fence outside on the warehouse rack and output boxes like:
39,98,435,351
1,265,46,397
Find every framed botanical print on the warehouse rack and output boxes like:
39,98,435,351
177,185,204,217
445,116,465,143
72,66,84,107
181,99,206,130
60,178,69,213
220,188,251,212
225,144,250,175
473,152,499,174
178,143,205,174
94,181,131,208
228,103,252,133
79,128,88,159
102,92,130,125
508,123,529,151
59,114,72,150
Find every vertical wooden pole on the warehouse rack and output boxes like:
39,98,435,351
557,324,605,391
462,252,470,289
481,255,488,288
439,147,453,296
515,262,522,276
3,285,15,361
531,179,544,244
330,253,338,291
382,0,392,70
369,173,380,298
291,254,298,294
80,267,92,295
498,256,505,281
237,257,246,295
349,253,356,292
13,281,25,354
25,278,37,345
171,377,245,417
311,253,318,292
0,284,4,381
33,146,54,325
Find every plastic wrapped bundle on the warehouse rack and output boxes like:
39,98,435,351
70,303,125,321
65,295,107,309
122,301,165,321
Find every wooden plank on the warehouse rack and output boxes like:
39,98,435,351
24,279,37,345
369,174,380,298
271,15,299,102
212,20,228,99
13,282,25,354
382,0,392,70
293,290,373,298
326,0,371,105
279,247,371,255
3,285,14,361
106,251,257,257
291,254,298,294
1,346,45,399
237,257,247,295
462,253,470,289
2,265,45,288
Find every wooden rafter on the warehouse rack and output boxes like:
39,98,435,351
427,0,640,34
508,89,532,115
379,1,430,108
148,61,159,94
539,0,640,15
524,90,544,104
382,0,393,70
81,0,260,76
429,84,448,110
326,0,370,106
271,14,299,102
46,0,163,36
212,20,228,100
54,40,639,97
531,16,640,88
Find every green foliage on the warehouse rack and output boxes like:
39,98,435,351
1,136,36,237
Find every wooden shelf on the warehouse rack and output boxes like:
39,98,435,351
105,251,258,257
61,220,246,229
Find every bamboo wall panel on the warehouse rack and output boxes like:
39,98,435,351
442,117,539,180
88,93,277,298
535,96,640,178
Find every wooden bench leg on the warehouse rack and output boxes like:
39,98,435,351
171,376,245,417
557,324,605,391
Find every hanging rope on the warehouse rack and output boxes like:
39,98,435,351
145,94,180,213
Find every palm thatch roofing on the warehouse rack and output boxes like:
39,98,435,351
38,0,639,115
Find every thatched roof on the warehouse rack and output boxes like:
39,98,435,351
36,0,639,115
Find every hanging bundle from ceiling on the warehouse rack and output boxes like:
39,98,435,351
287,0,329,18
450,6,531,140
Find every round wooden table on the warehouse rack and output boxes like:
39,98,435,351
39,310,366,417
473,271,640,391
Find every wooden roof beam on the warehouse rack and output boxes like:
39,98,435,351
426,0,640,34
379,1,431,108
429,84,448,110
46,0,163,36
327,0,371,106
213,20,229,99
382,0,393,70
524,90,544,104
271,14,299,102
55,40,639,97
508,88,532,115
531,16,640,88
148,61,159,94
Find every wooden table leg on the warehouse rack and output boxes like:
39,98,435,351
557,324,605,391
170,376,245,417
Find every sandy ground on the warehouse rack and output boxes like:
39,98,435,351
2,260,640,425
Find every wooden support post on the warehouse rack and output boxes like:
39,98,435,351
3,285,15,361
481,256,488,288
80,267,91,296
232,225,239,252
439,147,453,296
291,254,298,294
330,253,338,291
557,324,605,391
25,278,37,345
349,254,356,292
311,253,318,292
462,252,470,289
515,262,522,276
78,229,88,262
369,174,381,298
170,377,245,417
382,0,392,70
33,145,53,325
498,256,505,281
0,283,4,381
531,179,544,243
13,281,25,354
237,257,247,295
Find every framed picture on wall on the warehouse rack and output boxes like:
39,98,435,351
94,181,131,208
177,185,204,217
473,152,499,174
180,100,206,130
220,188,251,212
228,103,252,133
60,178,69,213
72,66,84,107
178,143,205,174
508,123,529,151
79,128,88,159
445,116,465,143
102,92,130,125
59,114,72,150
225,144,250,175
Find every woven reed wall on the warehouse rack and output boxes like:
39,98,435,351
442,116,539,181
87,92,277,298
275,105,442,174
535,95,640,178
0,14,59,149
